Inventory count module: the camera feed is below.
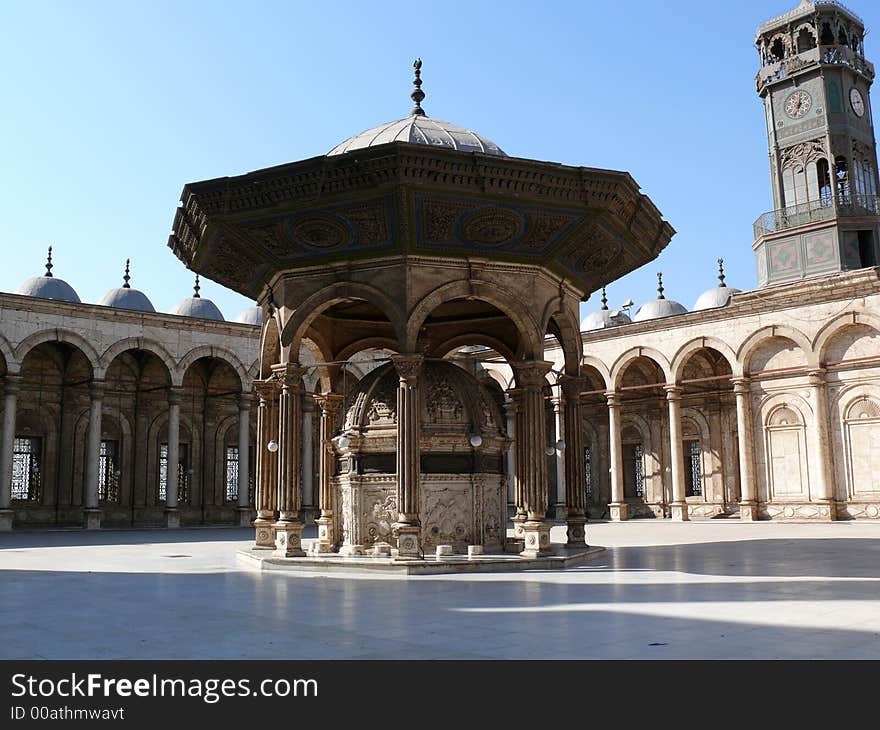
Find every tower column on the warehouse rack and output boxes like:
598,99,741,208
606,391,628,521
236,393,252,527
808,369,837,520
503,397,516,518
507,387,527,541
253,380,279,547
552,395,566,520
560,375,587,547
665,385,690,522
83,381,105,530
164,387,182,528
733,378,759,521
272,363,307,557
301,395,315,522
0,375,22,530
314,393,344,553
512,360,554,558
392,355,424,559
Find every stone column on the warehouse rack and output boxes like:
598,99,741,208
272,363,307,557
392,354,424,559
733,377,759,520
0,375,22,530
301,396,315,523
83,381,105,530
503,397,516,517
253,380,279,548
808,368,837,520
606,391,628,521
507,388,527,541
560,375,587,547
665,385,689,522
552,396,566,521
164,387,182,528
313,393,343,553
236,392,252,527
512,360,554,558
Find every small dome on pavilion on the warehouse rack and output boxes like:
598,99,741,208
15,247,81,303
633,273,688,322
693,258,742,311
328,60,506,158
581,288,631,331
98,259,156,313
169,275,224,320
235,305,263,325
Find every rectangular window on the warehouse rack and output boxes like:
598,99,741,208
98,439,120,503
583,446,592,500
159,442,190,504
225,446,239,502
623,443,644,499
684,440,702,497
12,436,41,502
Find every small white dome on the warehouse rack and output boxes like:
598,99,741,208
16,276,81,303
98,287,156,313
235,306,263,325
693,286,742,311
633,298,688,322
581,308,631,331
170,297,224,320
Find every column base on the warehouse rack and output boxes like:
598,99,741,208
83,508,102,530
554,504,567,522
815,500,839,521
164,508,180,529
273,521,306,558
512,513,526,539
315,516,336,553
0,509,13,531
395,525,423,560
253,518,276,549
520,520,552,558
739,501,760,521
338,544,364,556
608,502,629,521
565,518,587,547
670,502,690,522
237,507,253,528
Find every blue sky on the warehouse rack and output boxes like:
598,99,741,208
1,0,877,322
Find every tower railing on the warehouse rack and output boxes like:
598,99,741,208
756,45,874,92
753,194,880,238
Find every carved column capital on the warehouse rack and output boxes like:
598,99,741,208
604,390,620,408
314,392,344,415
511,360,554,389
238,391,254,411
808,368,828,386
391,354,424,384
2,374,23,397
166,386,184,406
559,374,587,402
271,363,307,388
731,377,751,396
254,379,280,401
664,384,683,401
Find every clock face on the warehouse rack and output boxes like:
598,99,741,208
784,89,812,119
850,87,866,117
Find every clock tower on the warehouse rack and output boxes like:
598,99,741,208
754,0,880,286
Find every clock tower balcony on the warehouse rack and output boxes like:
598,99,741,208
756,44,874,94
754,194,880,239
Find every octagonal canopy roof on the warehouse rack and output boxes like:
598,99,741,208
328,115,506,157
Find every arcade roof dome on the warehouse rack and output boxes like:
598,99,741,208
632,273,687,322
98,260,155,313
693,261,740,311
235,306,263,325
16,247,81,303
169,276,224,320
16,276,81,303
581,288,631,331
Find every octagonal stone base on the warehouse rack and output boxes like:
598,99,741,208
565,519,587,548
520,520,552,558
0,509,14,531
274,521,306,558
395,525,422,560
164,508,180,529
608,502,629,521
670,503,689,522
739,502,760,521
253,519,275,549
83,509,102,530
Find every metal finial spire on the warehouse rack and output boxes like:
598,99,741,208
717,258,727,288
657,272,665,300
123,259,131,289
193,274,201,298
45,246,54,278
411,58,426,116
600,286,608,310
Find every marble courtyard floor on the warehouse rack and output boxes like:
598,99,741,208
1,520,879,659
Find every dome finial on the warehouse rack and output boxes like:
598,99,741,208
123,259,131,289
717,257,727,288
657,272,665,300
193,274,201,298
45,246,54,278
600,286,608,310
411,58,426,117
